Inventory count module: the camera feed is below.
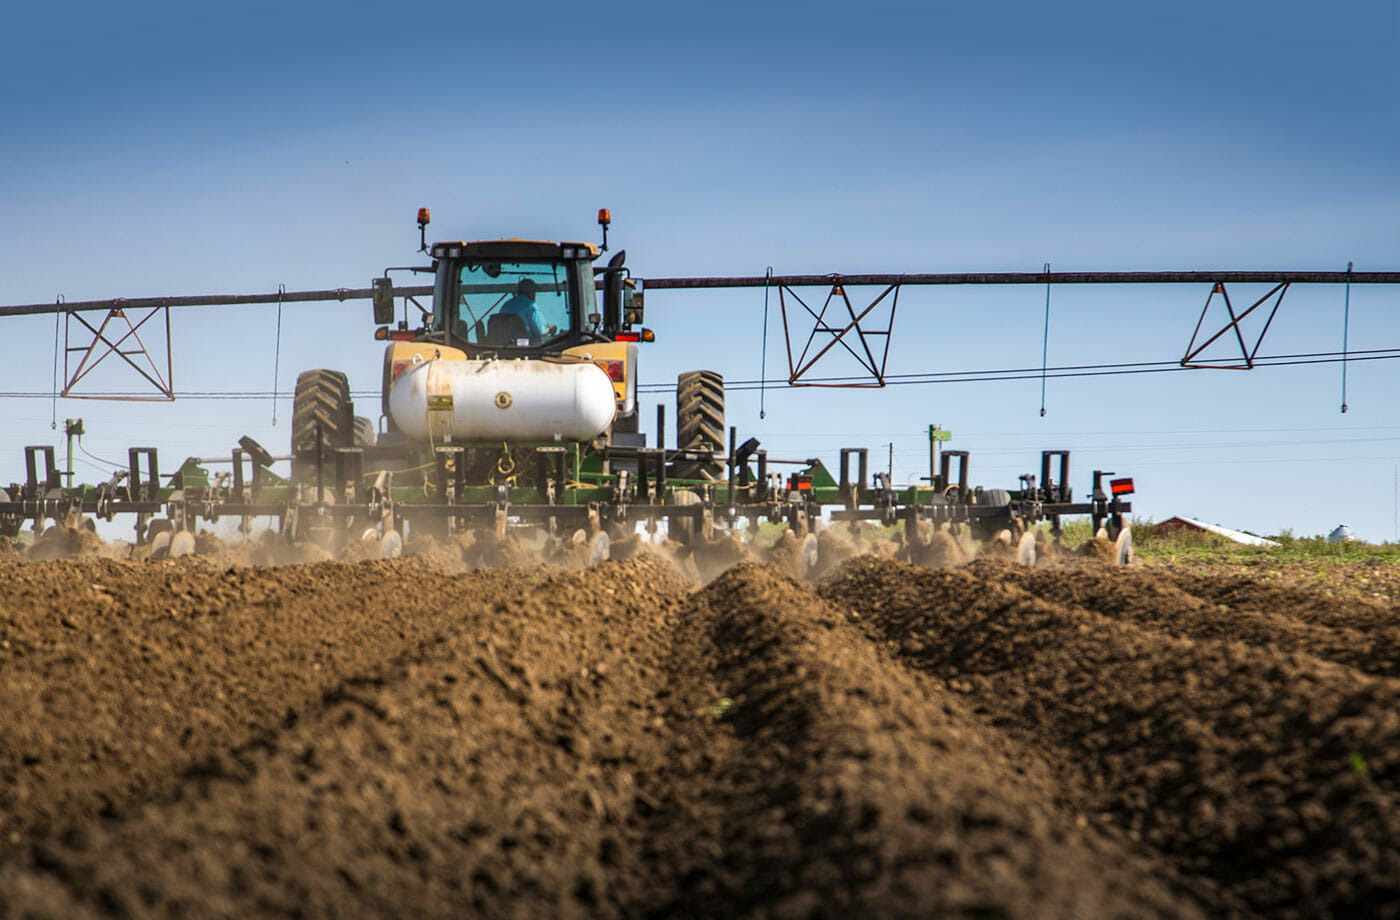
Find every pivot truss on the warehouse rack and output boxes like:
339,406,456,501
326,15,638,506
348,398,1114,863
644,269,1400,387
777,277,898,387
1181,281,1290,370
60,301,175,400
3,286,390,402
3,270,1397,396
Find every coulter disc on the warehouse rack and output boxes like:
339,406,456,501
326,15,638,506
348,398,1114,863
588,531,611,567
380,530,404,559
169,531,196,558
1114,526,1134,566
149,530,173,559
1016,531,1037,567
799,532,819,579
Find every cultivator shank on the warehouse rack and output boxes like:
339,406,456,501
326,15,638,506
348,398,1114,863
0,421,1132,572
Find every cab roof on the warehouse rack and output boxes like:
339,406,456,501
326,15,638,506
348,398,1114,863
428,239,600,261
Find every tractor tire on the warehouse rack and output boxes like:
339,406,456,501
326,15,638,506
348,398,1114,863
978,488,1011,507
292,369,353,484
674,370,725,481
352,415,376,448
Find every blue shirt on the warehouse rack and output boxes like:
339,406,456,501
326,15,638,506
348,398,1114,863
499,294,546,340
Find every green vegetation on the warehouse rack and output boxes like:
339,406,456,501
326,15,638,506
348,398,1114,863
1130,519,1400,564
1030,515,1400,572
1261,530,1400,563
1130,519,1237,559
1038,517,1400,602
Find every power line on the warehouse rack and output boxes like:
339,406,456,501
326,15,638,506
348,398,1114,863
973,454,1400,468
637,348,1400,392
897,436,1400,454
754,425,1400,438
2,347,1394,401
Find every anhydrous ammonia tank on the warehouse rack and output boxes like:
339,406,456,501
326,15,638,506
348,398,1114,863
388,357,616,443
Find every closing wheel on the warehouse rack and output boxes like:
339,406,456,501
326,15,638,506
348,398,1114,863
1016,530,1037,567
588,531,611,567
1114,526,1134,566
674,370,725,481
292,369,353,483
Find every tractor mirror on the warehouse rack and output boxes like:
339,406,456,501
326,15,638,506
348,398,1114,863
624,285,644,325
602,250,626,330
372,277,395,325
604,273,624,329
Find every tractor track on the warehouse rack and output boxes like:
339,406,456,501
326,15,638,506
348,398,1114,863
0,558,531,861
820,556,1400,918
974,559,1400,678
636,563,1206,919
0,555,693,919
1,549,1398,917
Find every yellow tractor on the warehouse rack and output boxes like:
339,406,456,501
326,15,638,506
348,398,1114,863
288,210,725,546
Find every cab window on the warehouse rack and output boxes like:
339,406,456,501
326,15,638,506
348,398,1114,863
451,261,572,347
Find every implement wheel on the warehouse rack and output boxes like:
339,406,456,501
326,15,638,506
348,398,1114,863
674,370,725,481
292,369,353,484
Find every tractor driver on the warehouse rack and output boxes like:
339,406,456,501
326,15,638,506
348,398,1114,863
498,278,557,343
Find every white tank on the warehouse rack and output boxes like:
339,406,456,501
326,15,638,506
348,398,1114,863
388,357,617,443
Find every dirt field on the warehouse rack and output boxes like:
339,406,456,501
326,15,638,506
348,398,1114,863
2,543,1400,918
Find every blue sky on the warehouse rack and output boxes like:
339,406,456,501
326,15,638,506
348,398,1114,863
2,0,1397,540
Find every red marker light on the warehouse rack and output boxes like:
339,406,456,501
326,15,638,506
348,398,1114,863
595,359,624,381
1110,477,1135,495
615,331,640,342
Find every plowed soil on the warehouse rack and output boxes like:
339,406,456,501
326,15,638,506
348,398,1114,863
3,547,1400,918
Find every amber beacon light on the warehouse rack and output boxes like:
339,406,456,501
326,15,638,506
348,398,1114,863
416,208,431,250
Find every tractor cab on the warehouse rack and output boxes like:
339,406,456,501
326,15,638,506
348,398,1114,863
373,212,651,442
426,239,600,356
